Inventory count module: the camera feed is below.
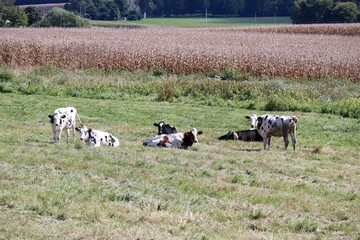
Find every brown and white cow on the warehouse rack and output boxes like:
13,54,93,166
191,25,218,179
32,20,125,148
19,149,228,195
247,114,298,150
76,125,119,147
48,107,78,143
143,128,203,149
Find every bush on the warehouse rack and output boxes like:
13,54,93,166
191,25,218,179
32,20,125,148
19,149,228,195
263,97,301,111
38,8,90,28
127,9,141,21
337,98,360,118
0,69,15,83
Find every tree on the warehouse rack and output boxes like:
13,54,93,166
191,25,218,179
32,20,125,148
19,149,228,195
1,7,28,27
332,1,359,22
24,6,41,26
38,7,90,27
291,0,333,24
96,0,119,20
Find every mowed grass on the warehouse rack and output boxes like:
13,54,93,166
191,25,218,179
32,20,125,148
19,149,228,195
0,93,359,239
92,16,292,28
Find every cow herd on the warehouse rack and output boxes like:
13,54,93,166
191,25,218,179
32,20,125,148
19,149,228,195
48,107,298,151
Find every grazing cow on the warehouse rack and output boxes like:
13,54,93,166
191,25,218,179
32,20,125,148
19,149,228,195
247,114,298,150
75,125,119,147
143,128,203,149
48,107,78,143
153,121,177,135
218,129,263,142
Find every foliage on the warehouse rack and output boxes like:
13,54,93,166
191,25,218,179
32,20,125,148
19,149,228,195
0,69,15,82
332,1,359,23
37,8,90,27
291,0,360,24
291,0,333,24
127,9,141,21
0,6,28,27
24,6,41,26
0,67,358,119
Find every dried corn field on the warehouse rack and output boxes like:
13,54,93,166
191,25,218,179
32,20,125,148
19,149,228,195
1,24,360,81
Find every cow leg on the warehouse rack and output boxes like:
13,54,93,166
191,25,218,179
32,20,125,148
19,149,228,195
283,134,289,150
52,126,57,143
66,129,70,144
262,136,267,150
267,136,271,150
291,131,296,151
58,129,63,143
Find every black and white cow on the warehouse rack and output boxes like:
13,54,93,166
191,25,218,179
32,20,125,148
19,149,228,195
153,121,177,135
48,107,78,143
218,129,263,142
75,125,119,147
143,128,203,149
247,114,298,150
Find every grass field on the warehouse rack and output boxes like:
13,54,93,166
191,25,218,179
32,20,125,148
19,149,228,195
0,91,359,239
92,16,292,28
0,22,359,239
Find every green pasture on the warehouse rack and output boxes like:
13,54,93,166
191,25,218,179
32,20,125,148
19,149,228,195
92,16,292,28
0,67,359,239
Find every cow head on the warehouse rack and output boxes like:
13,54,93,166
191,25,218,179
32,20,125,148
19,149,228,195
154,121,166,135
182,128,203,148
246,114,258,129
49,113,66,126
153,121,177,135
75,125,90,141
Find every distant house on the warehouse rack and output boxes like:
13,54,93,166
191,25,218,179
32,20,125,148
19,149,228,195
15,0,68,15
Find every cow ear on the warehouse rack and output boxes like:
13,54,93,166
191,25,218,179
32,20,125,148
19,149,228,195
198,131,203,135
153,123,158,126
245,116,250,119
48,115,53,118
75,127,80,131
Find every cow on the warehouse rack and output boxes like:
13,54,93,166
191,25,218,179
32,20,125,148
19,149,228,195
247,114,298,151
143,128,203,149
153,121,177,135
48,107,78,143
75,125,119,147
218,129,263,142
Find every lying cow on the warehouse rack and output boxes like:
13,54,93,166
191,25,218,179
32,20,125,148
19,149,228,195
75,125,119,147
154,121,177,135
143,128,203,149
48,107,78,143
218,129,263,142
247,114,298,150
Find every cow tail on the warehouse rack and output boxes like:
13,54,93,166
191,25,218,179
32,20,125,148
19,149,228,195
76,112,83,125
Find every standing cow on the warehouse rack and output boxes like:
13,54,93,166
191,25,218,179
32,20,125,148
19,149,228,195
48,107,78,143
246,114,298,150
